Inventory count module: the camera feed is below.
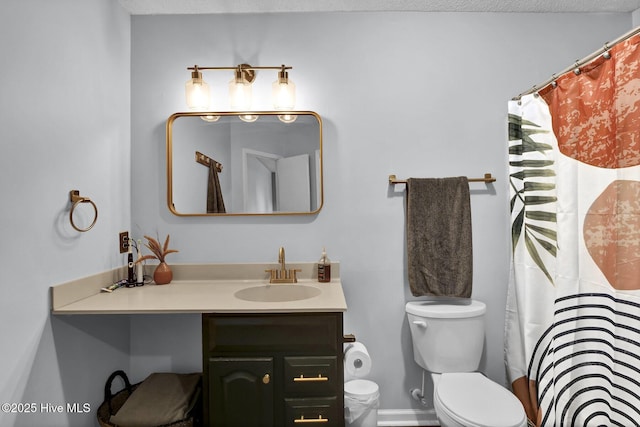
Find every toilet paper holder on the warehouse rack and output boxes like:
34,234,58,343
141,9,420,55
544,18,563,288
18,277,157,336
343,334,356,343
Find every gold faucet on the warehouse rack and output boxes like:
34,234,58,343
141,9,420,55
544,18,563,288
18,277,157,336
266,246,301,283
278,246,286,271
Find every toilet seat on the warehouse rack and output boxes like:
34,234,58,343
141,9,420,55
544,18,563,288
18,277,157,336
435,372,526,427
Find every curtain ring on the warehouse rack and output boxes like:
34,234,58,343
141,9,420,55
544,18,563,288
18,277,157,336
69,190,98,232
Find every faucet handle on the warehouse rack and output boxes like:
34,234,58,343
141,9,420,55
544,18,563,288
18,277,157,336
287,268,302,283
265,269,277,282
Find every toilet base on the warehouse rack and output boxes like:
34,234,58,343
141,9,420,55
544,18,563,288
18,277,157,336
430,372,527,427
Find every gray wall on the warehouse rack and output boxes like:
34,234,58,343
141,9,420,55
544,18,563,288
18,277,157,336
129,12,631,411
0,1,131,426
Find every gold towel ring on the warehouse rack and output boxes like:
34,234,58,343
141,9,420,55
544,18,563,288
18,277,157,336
69,190,98,232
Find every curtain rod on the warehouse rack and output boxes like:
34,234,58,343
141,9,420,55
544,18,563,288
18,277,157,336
512,25,640,101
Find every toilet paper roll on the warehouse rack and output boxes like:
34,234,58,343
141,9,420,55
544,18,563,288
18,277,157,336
344,342,372,379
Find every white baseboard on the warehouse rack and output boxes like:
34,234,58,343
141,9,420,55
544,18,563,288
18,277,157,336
376,409,439,426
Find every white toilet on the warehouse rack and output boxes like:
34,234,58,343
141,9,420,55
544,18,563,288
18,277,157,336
406,300,527,427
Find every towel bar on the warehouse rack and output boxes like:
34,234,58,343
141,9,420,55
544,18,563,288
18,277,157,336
389,173,496,185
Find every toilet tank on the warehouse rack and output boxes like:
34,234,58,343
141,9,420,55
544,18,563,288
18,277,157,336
406,300,486,373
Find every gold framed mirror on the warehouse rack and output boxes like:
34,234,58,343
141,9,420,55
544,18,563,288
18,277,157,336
167,111,323,216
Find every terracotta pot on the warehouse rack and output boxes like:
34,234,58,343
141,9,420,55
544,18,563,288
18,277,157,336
153,262,173,285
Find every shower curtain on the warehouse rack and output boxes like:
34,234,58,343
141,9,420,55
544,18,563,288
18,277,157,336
506,34,640,426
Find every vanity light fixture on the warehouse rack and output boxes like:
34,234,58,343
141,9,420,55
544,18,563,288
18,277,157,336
185,66,210,111
272,66,296,109
229,65,254,110
272,66,297,123
185,63,296,123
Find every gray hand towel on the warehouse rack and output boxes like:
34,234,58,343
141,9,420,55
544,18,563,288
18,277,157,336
207,162,226,213
406,177,472,297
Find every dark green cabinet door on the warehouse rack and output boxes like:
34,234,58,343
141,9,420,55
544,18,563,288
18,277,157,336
208,357,274,427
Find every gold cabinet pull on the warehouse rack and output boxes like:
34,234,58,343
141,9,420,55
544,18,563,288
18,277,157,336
262,373,271,384
294,415,329,423
293,374,329,382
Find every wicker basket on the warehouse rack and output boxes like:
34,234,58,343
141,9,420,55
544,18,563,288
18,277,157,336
97,370,199,427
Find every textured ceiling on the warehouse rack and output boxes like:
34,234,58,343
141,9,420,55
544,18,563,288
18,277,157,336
118,0,640,14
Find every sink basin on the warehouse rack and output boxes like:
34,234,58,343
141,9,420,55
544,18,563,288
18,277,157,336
234,285,321,302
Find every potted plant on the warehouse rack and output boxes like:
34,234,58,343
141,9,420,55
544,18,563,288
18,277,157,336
137,234,179,285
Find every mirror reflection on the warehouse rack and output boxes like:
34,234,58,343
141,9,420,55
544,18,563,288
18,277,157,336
167,112,323,216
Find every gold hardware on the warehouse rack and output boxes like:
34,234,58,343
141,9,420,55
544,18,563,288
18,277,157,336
195,151,222,172
277,64,289,83
69,190,98,232
187,64,291,78
262,373,270,384
389,173,496,185
186,64,291,111
234,63,256,84
343,334,356,343
166,111,323,217
293,374,329,382
294,415,328,424
265,246,302,283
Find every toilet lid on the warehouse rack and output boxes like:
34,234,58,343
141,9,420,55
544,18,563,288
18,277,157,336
436,373,526,427
405,300,486,318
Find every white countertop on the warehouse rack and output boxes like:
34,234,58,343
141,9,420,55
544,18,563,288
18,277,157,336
51,263,347,315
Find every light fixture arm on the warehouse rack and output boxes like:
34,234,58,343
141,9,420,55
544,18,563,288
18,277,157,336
236,64,255,84
277,64,289,83
187,63,292,83
189,65,205,82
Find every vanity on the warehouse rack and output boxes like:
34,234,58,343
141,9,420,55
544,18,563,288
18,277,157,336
51,107,339,425
204,312,343,426
51,262,347,427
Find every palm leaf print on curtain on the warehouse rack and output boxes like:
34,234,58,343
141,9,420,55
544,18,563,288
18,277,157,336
506,33,640,427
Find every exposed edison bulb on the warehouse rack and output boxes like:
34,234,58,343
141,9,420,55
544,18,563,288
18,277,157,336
239,114,259,123
272,73,296,110
278,114,297,123
185,69,210,110
201,114,220,122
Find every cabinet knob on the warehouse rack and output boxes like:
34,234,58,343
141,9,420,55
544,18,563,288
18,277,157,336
262,373,271,384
